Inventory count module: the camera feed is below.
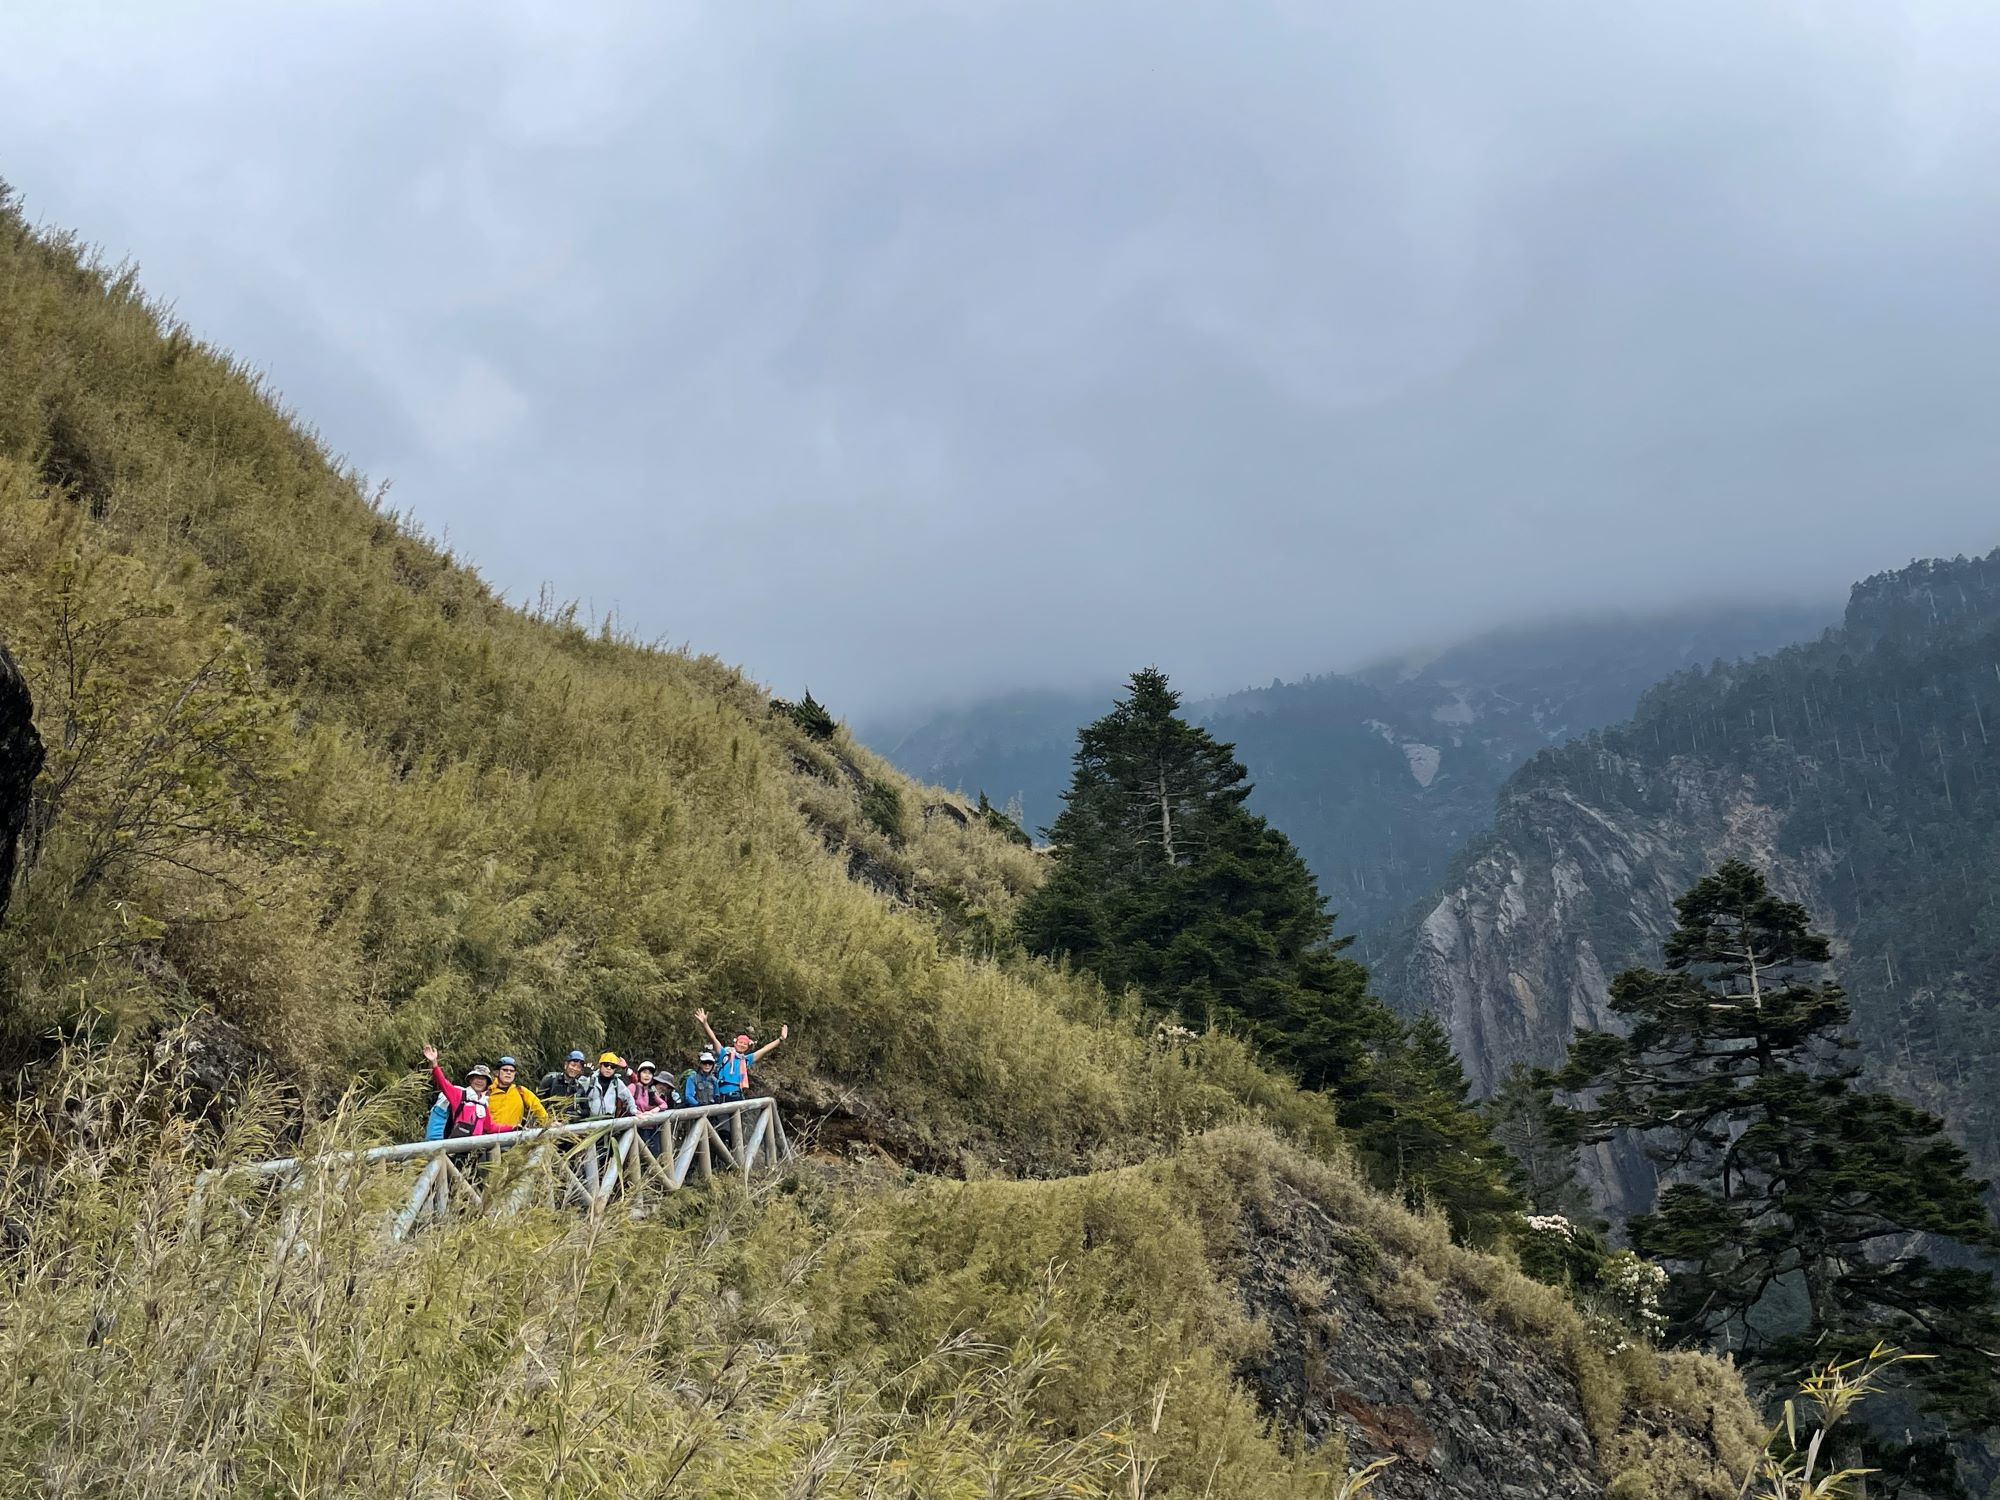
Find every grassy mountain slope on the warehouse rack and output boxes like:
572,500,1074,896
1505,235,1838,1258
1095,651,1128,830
0,194,1331,1168
0,194,1761,1496
1,1044,1760,1500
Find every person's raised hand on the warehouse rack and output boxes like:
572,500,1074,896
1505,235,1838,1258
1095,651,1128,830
422,1044,439,1065
694,1007,709,1025
779,1024,789,1042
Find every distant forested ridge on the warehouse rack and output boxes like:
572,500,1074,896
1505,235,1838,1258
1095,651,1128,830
866,604,1835,947
1399,550,2000,1206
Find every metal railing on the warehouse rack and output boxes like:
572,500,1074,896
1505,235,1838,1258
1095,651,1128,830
200,1097,792,1241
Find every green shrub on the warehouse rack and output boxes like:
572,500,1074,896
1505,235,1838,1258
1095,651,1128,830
779,689,837,741
860,775,905,843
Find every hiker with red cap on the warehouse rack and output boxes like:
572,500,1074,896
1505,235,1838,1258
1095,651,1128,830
694,1007,788,1099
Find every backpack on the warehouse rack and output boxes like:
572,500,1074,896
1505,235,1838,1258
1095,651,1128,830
424,1093,449,1142
444,1093,487,1139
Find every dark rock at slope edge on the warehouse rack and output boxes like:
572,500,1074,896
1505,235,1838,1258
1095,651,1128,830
1239,1180,1606,1499
0,642,43,924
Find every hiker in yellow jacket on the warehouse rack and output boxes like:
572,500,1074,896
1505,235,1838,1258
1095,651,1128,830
484,1055,551,1132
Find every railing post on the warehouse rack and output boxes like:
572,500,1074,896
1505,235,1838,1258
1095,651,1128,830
590,1122,628,1211
227,1098,790,1243
394,1157,444,1242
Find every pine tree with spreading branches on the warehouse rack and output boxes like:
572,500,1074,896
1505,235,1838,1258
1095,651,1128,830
1558,860,2000,1486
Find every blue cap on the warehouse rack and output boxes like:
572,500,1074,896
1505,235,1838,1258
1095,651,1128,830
496,1055,518,1068
567,1049,587,1062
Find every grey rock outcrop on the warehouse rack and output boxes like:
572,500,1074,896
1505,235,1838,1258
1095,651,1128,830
1238,1179,1699,1499
1392,551,2000,1217
0,642,43,924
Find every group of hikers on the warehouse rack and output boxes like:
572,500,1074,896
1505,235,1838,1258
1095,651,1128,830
421,1007,789,1142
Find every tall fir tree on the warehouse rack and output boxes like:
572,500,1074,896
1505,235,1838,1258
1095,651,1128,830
1373,1013,1523,1239
1557,861,2000,1484
1484,1063,1597,1225
1020,669,1519,1237
1018,668,1393,1088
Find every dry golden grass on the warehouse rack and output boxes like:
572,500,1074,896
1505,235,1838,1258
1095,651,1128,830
0,199,1336,1173
0,193,1764,1499
0,1040,1372,1499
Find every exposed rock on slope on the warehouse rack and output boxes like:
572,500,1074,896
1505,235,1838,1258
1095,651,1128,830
0,642,42,924
1234,1168,1757,1499
1402,758,1798,1210
1243,1185,1599,1498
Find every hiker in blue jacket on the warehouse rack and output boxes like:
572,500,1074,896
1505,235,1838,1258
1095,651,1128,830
423,1089,451,1141
694,1008,788,1099
682,1048,720,1107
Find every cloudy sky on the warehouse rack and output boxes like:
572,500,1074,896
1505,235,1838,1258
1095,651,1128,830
6,1,2000,715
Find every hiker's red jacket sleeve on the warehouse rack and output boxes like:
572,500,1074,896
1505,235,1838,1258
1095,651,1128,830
430,1063,463,1110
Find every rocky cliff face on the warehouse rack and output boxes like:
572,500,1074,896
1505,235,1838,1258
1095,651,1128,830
1237,1175,1752,1498
1393,550,2000,1214
1397,749,1821,1212
0,642,42,924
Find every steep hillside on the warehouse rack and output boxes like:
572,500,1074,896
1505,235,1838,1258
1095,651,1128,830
1397,552,2000,1211
0,194,1341,1171
0,196,1772,1495
867,605,1833,946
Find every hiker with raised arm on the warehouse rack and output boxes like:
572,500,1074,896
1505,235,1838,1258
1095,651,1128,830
421,1046,493,1138
694,1008,789,1100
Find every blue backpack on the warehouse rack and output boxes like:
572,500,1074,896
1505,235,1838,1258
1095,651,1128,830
424,1093,449,1142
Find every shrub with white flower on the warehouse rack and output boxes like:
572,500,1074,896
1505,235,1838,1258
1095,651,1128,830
1596,1250,1668,1343
1516,1211,1598,1288
1515,1213,1669,1353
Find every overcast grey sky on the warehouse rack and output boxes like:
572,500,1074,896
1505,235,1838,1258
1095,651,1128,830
6,1,1999,715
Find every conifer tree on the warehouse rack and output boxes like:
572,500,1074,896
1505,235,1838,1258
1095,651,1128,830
1373,1013,1522,1239
1485,1063,1596,1224
1018,668,1395,1091
1021,669,1519,1236
1558,860,2000,1472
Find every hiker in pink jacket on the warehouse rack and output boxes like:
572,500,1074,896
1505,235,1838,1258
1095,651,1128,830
421,1045,494,1137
